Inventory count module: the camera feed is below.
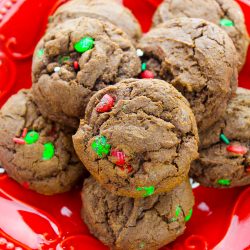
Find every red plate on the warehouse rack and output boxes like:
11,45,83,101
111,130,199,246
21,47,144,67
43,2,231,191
0,0,250,249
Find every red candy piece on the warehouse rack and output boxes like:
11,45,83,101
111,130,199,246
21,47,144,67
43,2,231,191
111,150,126,166
13,138,25,144
246,166,250,172
96,94,114,113
226,145,248,155
73,61,79,71
111,149,133,173
21,128,28,138
140,70,154,79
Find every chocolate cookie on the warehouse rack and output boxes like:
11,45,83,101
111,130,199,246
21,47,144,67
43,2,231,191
32,17,141,128
49,0,142,42
153,0,249,70
0,90,85,195
138,17,238,132
82,177,194,250
190,88,250,188
73,79,199,198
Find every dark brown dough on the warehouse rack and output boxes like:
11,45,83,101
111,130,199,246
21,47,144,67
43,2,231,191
138,17,238,132
82,177,195,250
73,79,199,198
191,88,250,188
153,0,249,70
48,0,142,42
32,17,141,128
0,90,86,195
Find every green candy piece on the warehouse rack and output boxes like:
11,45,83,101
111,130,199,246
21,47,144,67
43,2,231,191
43,142,55,160
218,179,231,186
175,205,181,217
91,136,111,158
141,62,147,71
74,37,94,53
24,131,39,144
37,49,44,59
136,186,155,197
220,133,230,145
184,209,193,222
220,18,234,27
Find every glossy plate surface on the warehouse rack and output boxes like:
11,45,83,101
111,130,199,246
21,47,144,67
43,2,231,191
0,0,250,249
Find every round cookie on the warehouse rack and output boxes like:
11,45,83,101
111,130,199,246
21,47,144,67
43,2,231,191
138,17,238,132
32,17,141,128
48,0,142,42
0,90,85,195
190,88,250,188
82,177,195,250
73,79,199,198
153,0,249,70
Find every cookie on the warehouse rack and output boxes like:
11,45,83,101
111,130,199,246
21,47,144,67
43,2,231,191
138,17,238,132
153,0,249,70
49,0,142,42
32,17,141,128
0,90,86,195
82,177,194,250
190,88,250,188
73,79,199,198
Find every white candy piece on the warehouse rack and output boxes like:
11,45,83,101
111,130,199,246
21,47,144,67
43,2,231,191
189,178,200,189
54,66,61,73
0,168,5,174
136,49,144,57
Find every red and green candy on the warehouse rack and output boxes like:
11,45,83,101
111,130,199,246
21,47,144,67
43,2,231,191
13,129,55,160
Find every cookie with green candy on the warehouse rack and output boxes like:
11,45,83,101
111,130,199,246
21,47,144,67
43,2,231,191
32,16,141,129
73,79,199,198
0,90,86,195
152,0,249,71
48,0,142,42
82,177,194,250
190,88,250,188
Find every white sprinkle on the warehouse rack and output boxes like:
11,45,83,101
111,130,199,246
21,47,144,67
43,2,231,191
60,206,72,217
197,202,210,212
136,49,144,57
6,242,15,249
189,178,200,189
0,168,5,174
15,248,23,250
54,66,61,73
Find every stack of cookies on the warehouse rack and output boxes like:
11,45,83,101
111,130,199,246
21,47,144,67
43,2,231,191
0,0,141,194
73,78,199,249
0,0,249,249
150,0,250,189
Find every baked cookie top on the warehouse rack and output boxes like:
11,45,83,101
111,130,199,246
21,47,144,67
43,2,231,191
191,88,250,188
0,90,85,195
32,16,141,128
153,0,249,70
138,17,238,131
49,0,142,42
73,78,198,198
82,177,194,250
